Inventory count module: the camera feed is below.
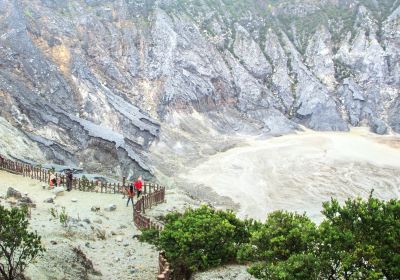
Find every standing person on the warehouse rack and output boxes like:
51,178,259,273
134,175,143,198
66,169,73,191
0,155,4,167
49,172,56,189
126,185,134,207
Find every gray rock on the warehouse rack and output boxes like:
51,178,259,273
104,204,116,212
19,196,33,204
93,219,103,224
91,206,100,212
43,198,54,203
52,187,65,197
0,0,398,178
6,187,21,199
191,265,256,280
371,118,389,135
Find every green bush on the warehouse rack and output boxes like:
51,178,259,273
139,228,160,245
79,175,95,191
244,193,400,280
141,194,399,280
0,206,45,280
242,211,318,280
318,193,400,280
157,205,249,279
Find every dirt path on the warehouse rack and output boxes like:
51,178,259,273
0,171,159,280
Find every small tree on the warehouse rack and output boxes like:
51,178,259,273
158,205,247,279
242,211,318,280
318,194,400,280
0,206,45,280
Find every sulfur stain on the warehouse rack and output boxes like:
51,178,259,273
50,44,71,76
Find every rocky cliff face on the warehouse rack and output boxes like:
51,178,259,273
0,0,399,176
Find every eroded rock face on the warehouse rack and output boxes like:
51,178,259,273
0,0,398,174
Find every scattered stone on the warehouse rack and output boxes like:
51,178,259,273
123,243,129,247
91,206,100,212
71,198,78,202
116,237,123,242
132,234,140,239
20,196,33,203
110,231,116,236
104,204,116,212
93,219,103,224
6,187,21,199
119,225,127,229
52,187,65,196
50,240,57,245
43,198,54,203
6,198,17,205
83,218,91,224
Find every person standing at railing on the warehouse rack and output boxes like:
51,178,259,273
49,172,56,189
134,175,143,198
126,185,135,207
66,169,73,191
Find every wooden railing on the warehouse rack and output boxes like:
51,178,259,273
0,155,171,279
158,251,172,280
133,188,165,231
0,155,163,195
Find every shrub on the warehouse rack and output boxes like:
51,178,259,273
244,193,400,280
49,207,70,227
243,211,318,279
139,228,160,245
318,193,400,280
157,205,248,279
0,206,45,280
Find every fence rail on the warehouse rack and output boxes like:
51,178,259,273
0,155,164,195
158,251,172,280
0,155,171,279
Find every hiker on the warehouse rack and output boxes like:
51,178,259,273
122,182,128,199
0,155,3,167
134,175,143,198
126,185,135,207
49,172,56,189
66,169,73,191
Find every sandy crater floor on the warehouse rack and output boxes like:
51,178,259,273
181,128,400,222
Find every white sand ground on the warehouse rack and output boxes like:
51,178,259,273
182,128,400,222
0,171,159,280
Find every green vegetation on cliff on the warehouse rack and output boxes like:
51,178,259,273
141,193,400,279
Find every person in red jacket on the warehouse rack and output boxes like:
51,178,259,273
134,175,143,198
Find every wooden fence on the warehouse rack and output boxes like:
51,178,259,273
0,155,171,279
0,155,164,195
158,251,172,280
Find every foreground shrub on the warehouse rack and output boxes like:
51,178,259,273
0,206,45,280
158,205,248,279
145,194,399,280
242,211,318,280
139,228,160,245
245,193,400,280
318,194,400,280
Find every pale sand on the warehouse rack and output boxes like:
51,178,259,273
182,128,400,222
0,171,158,280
